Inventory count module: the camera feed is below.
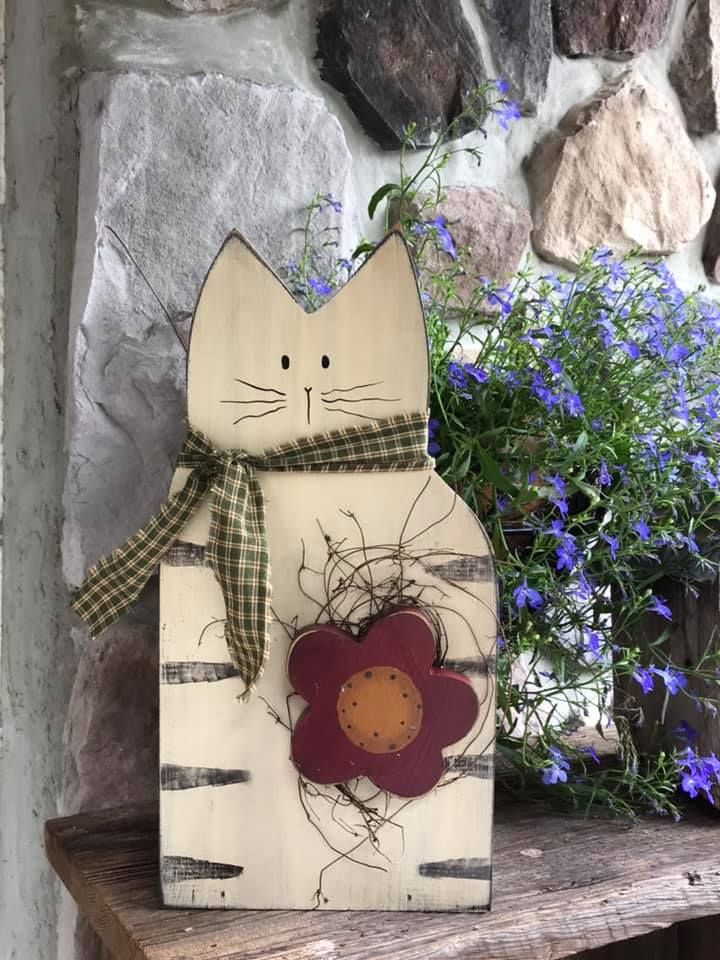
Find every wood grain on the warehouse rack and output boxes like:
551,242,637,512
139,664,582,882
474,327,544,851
615,576,720,804
45,803,720,960
159,232,498,910
160,764,250,791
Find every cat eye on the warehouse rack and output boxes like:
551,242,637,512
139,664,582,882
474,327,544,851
321,355,330,369
281,355,290,370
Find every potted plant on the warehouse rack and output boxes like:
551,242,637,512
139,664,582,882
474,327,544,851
285,85,720,818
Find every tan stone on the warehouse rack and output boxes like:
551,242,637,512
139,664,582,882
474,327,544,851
398,186,531,302
526,73,715,268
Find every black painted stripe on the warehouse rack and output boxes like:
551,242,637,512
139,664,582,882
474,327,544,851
428,556,493,582
164,541,207,567
160,764,251,791
419,858,492,880
162,855,244,884
442,656,495,677
444,753,494,779
161,660,240,684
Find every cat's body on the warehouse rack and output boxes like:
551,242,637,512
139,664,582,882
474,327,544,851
159,233,497,911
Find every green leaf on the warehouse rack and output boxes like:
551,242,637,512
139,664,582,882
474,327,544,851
475,446,519,497
573,477,601,506
367,183,398,221
351,241,377,260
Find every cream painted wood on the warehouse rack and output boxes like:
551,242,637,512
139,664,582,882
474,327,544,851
159,233,497,911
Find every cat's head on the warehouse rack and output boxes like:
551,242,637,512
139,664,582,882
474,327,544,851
187,231,429,452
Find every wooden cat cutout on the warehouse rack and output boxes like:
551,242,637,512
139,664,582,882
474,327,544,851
159,231,497,911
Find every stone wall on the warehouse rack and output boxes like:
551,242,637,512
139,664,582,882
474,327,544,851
4,1,720,958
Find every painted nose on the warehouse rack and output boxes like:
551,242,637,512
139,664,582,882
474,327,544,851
304,386,312,424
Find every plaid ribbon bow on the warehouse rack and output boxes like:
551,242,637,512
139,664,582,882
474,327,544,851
72,412,433,689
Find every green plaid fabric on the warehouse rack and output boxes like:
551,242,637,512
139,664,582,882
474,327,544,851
72,412,432,689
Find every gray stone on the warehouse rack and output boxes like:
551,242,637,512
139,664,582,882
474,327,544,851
552,0,674,59
164,0,284,12
670,0,720,135
62,617,159,813
476,0,552,115
422,187,531,300
316,0,487,150
526,73,715,268
64,71,352,587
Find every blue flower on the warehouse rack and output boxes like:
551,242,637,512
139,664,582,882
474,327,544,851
308,277,332,296
544,357,563,376
674,720,697,744
493,78,509,94
556,539,578,572
531,373,560,410
447,361,467,390
542,746,570,785
581,745,600,764
633,519,651,542
583,629,603,660
651,665,687,696
512,578,543,610
619,341,641,360
570,572,593,602
427,417,441,456
463,363,488,384
633,665,655,694
598,460,612,486
487,285,513,316
648,595,672,620
563,391,585,417
425,215,457,260
592,246,613,265
600,532,620,560
493,99,522,130
322,193,343,213
339,257,353,272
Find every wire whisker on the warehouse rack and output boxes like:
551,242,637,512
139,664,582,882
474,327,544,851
324,408,380,421
321,381,383,397
235,378,286,396
233,406,286,424
221,398,287,405
323,396,400,405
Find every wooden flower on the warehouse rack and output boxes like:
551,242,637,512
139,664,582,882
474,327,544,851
288,608,479,798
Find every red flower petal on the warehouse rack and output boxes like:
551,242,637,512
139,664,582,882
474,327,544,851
369,744,446,798
362,608,437,676
287,624,359,702
422,670,479,748
291,702,367,784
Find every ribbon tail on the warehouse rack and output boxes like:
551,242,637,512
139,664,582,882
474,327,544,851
72,469,211,636
205,465,271,690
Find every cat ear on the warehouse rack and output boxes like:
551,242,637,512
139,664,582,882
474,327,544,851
189,231,294,351
187,231,298,443
315,231,429,416
334,231,424,327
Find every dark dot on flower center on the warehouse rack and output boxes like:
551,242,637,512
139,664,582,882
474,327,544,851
373,732,379,738
390,673,397,680
364,671,373,679
389,743,396,750
417,703,422,710
352,701,357,707
346,724,352,730
400,721,405,726
359,741,365,747
402,693,408,698
346,682,352,688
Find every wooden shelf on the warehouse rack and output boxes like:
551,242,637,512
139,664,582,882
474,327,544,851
45,802,720,960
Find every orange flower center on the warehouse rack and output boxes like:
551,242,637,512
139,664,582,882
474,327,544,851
336,666,424,754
